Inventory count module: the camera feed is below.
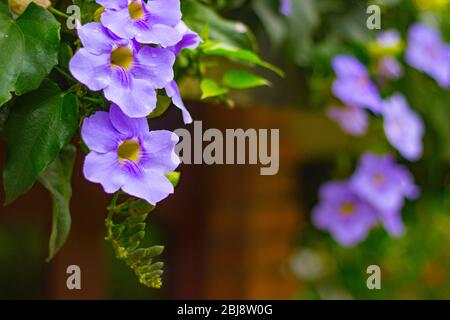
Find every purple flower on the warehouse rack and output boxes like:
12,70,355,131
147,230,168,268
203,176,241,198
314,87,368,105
332,55,382,113
98,0,182,47
327,105,369,136
350,153,420,215
168,21,202,56
163,22,202,124
312,181,377,247
377,56,403,80
81,104,180,205
69,22,175,118
382,94,424,161
406,23,450,88
280,0,292,16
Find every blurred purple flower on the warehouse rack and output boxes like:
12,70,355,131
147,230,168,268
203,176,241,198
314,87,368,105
332,55,382,113
378,211,405,237
69,23,175,118
350,153,420,215
98,0,182,47
378,56,403,80
81,104,180,205
327,106,369,136
312,181,378,247
280,0,292,16
382,94,424,161
377,29,401,48
406,23,450,88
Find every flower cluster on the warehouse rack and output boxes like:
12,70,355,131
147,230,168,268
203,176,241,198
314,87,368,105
70,0,201,204
318,25,440,246
312,153,419,247
329,29,425,161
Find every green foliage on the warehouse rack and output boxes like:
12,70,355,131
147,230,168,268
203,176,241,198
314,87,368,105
106,197,164,289
165,171,181,188
72,0,100,24
182,0,255,50
0,3,60,106
200,41,284,77
105,173,181,289
3,80,78,204
148,95,172,120
38,144,76,261
200,78,229,99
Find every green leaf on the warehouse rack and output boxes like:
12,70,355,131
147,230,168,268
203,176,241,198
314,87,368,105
3,80,78,204
0,3,60,106
73,0,101,24
201,41,284,77
148,95,171,120
165,171,181,188
0,10,24,106
14,3,60,95
222,70,271,89
182,0,255,50
200,78,229,99
38,144,76,262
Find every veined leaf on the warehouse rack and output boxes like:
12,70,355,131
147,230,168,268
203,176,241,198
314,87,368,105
0,3,60,106
3,80,78,204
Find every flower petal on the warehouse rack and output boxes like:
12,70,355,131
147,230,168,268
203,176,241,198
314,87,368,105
109,103,149,137
379,212,405,237
96,0,128,10
165,80,193,124
135,24,182,47
146,0,181,26
77,22,114,55
81,111,123,152
69,49,111,91
122,170,174,205
133,46,175,88
141,130,180,173
104,73,157,117
101,7,134,40
83,151,125,193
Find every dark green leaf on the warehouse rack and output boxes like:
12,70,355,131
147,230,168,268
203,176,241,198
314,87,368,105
0,3,60,106
3,80,78,204
0,10,24,106
39,144,76,261
14,3,60,95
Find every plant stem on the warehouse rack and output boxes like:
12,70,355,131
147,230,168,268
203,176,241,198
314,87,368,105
49,7,69,19
79,96,104,104
55,66,75,82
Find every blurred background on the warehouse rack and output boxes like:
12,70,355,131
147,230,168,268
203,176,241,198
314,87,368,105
0,0,449,299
